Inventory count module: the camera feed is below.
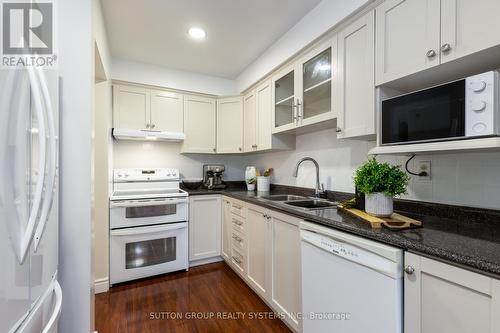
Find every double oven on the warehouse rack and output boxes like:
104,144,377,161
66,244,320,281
109,168,188,285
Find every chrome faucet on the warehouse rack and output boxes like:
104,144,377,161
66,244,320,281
292,157,326,198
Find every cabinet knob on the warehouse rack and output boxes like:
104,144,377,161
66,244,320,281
239,147,242,151
213,148,216,152
426,49,437,58
146,124,150,129
151,123,155,129
441,43,452,53
336,128,342,133
404,265,415,275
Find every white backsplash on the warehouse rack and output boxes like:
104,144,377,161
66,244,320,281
113,129,500,210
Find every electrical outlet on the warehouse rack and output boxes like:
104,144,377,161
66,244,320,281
418,161,431,181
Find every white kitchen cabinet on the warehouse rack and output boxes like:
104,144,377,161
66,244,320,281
189,195,221,263
440,0,500,64
217,96,243,153
375,0,441,85
336,10,376,139
113,84,150,130
182,95,217,153
150,89,183,132
243,90,257,152
221,198,232,261
405,252,500,333
246,204,271,299
272,40,335,134
256,80,273,150
269,210,301,332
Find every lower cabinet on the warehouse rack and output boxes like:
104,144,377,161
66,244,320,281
269,210,301,331
223,197,302,333
404,252,500,333
221,198,232,261
189,195,221,264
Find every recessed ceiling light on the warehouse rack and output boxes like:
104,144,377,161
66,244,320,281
188,27,206,40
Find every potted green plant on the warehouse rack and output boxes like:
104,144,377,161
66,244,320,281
353,158,410,217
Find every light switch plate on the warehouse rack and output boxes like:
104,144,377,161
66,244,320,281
418,161,431,181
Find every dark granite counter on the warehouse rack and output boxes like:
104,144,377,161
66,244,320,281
185,185,500,278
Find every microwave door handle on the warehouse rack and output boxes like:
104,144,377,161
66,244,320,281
110,198,188,208
33,67,58,251
111,223,187,236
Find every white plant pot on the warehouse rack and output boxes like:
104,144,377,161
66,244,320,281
365,192,394,217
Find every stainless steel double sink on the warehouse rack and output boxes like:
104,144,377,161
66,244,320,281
258,194,338,210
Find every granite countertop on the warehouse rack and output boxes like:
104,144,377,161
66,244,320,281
184,185,500,279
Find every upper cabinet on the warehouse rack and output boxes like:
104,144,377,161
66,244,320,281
113,84,184,133
244,80,295,152
217,96,243,153
376,0,440,85
376,0,500,85
272,41,336,134
335,10,376,139
113,85,150,130
182,95,217,153
440,0,500,63
150,90,183,132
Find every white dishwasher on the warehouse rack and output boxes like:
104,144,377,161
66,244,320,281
300,221,403,333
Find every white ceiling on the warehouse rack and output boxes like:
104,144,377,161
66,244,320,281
101,0,323,79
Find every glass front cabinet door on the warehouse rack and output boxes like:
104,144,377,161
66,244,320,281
272,39,336,133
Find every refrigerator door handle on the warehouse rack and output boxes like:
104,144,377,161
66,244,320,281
41,280,62,333
33,67,57,251
5,65,47,263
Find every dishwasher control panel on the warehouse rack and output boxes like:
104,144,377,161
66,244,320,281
302,231,360,259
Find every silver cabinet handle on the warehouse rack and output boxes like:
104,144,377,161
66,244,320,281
426,49,437,58
252,144,257,149
232,256,242,264
239,147,242,151
146,124,150,129
404,265,415,275
151,123,155,129
232,235,243,242
213,148,216,152
336,128,342,133
441,43,452,53
232,219,243,226
297,98,302,118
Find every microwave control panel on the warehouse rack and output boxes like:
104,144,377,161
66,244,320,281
465,71,498,137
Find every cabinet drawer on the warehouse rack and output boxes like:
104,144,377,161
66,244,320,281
231,229,246,252
230,201,246,218
231,247,245,275
231,214,245,234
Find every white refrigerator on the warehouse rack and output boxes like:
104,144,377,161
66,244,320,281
0,65,62,333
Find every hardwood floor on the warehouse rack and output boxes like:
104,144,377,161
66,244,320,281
95,262,292,333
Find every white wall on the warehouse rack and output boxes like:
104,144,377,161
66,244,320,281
111,58,237,96
113,141,251,181
59,1,93,332
235,0,371,92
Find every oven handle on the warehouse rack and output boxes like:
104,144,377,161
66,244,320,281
110,222,187,236
110,197,188,208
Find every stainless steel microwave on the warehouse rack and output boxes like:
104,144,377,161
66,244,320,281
381,71,499,145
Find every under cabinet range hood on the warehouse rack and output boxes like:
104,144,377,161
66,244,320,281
112,128,186,142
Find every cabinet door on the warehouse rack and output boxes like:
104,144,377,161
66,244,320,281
375,0,441,85
405,253,500,333
183,95,216,153
189,195,221,261
256,80,273,150
243,90,257,152
441,0,500,63
150,90,183,132
113,85,150,130
299,41,334,127
336,11,376,139
217,96,243,153
272,64,298,133
221,198,232,261
270,211,301,332
246,205,271,299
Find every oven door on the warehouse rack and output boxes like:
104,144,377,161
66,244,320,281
110,222,188,284
109,197,188,228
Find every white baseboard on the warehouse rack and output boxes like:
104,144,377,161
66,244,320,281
189,256,223,267
94,277,109,294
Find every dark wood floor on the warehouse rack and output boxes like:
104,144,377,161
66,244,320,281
95,262,291,333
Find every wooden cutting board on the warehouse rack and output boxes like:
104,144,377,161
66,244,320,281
338,205,422,229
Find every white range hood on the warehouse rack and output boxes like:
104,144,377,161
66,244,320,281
112,128,186,142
